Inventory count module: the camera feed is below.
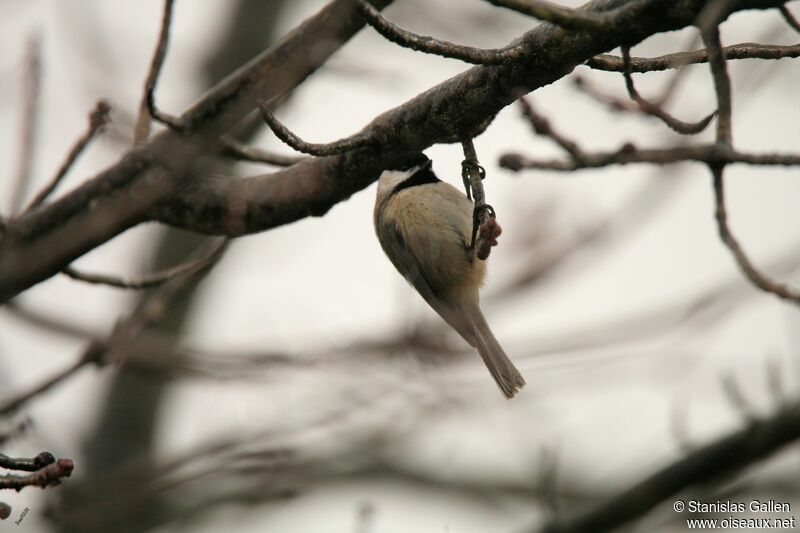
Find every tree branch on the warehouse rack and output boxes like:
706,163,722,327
0,0,393,302
586,42,800,72
25,101,111,211
0,0,787,302
572,73,715,134
356,0,525,64
0,240,226,416
779,4,800,34
620,46,716,134
500,143,800,171
518,98,586,161
486,0,618,31
257,98,374,156
539,398,800,532
61,237,226,289
711,166,800,304
134,0,177,144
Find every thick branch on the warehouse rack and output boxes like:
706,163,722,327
0,0,392,302
0,0,786,302
539,399,800,532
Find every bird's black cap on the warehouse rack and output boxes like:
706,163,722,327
384,151,430,172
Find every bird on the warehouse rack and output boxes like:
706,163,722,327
373,151,526,398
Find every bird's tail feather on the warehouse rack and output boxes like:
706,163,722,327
463,302,526,399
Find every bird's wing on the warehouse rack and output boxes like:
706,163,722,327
377,220,444,313
376,218,477,347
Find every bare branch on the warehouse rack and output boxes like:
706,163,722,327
711,165,800,304
0,343,102,416
0,455,74,492
780,5,800,34
0,0,788,302
701,26,732,147
219,136,305,167
24,101,111,211
356,0,524,64
256,98,374,156
539,397,800,532
695,21,799,304
146,87,185,131
61,237,226,289
134,0,178,143
573,73,714,134
518,98,585,161
461,140,501,260
620,46,716,134
0,451,55,472
0,240,228,415
0,0,393,301
8,35,42,215
486,0,616,31
586,42,800,72
500,143,800,171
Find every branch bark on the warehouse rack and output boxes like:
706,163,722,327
0,0,784,302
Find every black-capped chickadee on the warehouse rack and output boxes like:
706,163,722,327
374,152,526,399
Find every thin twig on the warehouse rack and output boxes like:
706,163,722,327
0,343,103,416
518,98,585,161
486,0,616,31
8,35,42,215
0,239,229,415
700,22,798,304
461,140,500,261
500,143,800,171
219,136,305,167
25,101,111,211
620,46,716,135
256,99,373,156
586,42,800,72
0,457,74,491
780,5,800,34
356,0,524,64
146,88,185,131
710,166,800,304
701,27,732,147
61,238,227,289
0,452,55,472
573,73,714,134
134,0,178,143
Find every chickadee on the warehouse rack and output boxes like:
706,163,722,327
374,151,526,398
